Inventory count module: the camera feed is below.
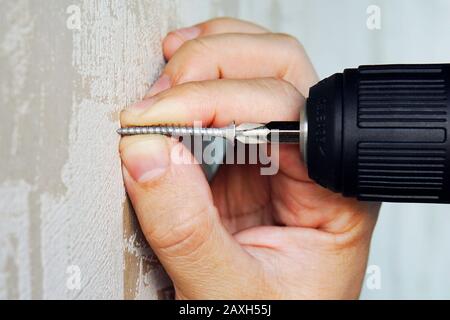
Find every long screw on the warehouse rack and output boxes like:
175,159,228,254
117,125,228,137
117,124,238,143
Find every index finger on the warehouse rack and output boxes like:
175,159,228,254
121,78,303,128
163,17,269,59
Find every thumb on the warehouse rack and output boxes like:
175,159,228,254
119,134,257,298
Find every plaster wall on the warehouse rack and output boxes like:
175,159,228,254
1,0,450,299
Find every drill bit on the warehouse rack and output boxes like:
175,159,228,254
116,122,300,144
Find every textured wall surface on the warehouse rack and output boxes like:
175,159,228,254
0,0,176,299
1,0,450,299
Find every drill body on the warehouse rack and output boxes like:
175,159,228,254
306,64,450,203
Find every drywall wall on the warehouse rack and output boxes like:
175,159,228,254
0,0,177,299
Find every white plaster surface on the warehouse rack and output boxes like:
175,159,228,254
0,0,176,299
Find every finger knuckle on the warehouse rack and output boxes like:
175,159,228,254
261,78,302,104
150,206,215,258
278,79,303,102
157,80,196,99
155,80,214,114
275,33,306,55
184,37,210,56
170,81,208,101
168,38,211,83
186,80,211,96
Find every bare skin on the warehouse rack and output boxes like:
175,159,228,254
119,18,380,299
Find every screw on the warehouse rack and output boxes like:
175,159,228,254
117,124,236,141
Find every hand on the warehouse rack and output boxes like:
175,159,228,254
119,18,380,299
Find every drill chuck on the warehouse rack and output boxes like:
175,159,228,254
304,64,450,203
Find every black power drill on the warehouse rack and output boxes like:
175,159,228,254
305,63,450,203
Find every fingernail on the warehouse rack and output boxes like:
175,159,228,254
125,97,157,114
175,26,201,40
145,74,171,98
121,137,169,183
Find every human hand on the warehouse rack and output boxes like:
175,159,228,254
119,18,380,299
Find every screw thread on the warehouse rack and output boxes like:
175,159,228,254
117,125,227,137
